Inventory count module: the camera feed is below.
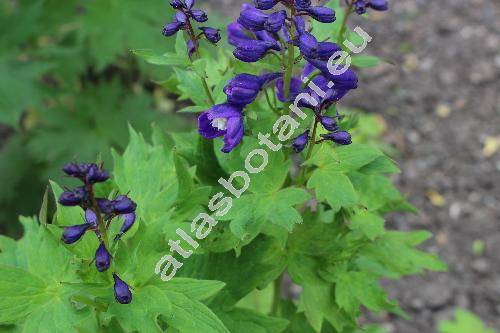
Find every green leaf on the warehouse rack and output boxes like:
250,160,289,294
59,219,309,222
438,309,496,333
133,49,188,67
163,290,230,333
216,308,289,333
349,210,385,240
352,55,381,68
307,169,358,212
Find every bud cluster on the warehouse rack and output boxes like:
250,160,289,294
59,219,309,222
58,162,136,304
162,0,221,58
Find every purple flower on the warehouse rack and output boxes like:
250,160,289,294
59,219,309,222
85,209,98,228
319,115,340,131
175,11,188,24
185,0,195,9
294,0,312,9
320,131,352,145
199,27,221,43
86,164,109,184
162,21,183,37
317,42,342,61
224,73,281,105
198,103,245,153
293,16,306,35
354,0,367,14
292,129,310,153
254,0,278,10
305,58,358,90
170,0,184,9
238,5,269,31
114,213,136,241
190,9,208,22
113,273,132,304
264,10,286,33
59,186,87,206
368,0,389,11
95,242,111,272
186,39,198,59
233,40,279,62
97,198,114,214
297,32,319,59
62,163,82,177
112,195,137,215
61,223,91,244
303,6,336,23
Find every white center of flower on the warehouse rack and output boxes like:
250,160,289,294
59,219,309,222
211,118,227,131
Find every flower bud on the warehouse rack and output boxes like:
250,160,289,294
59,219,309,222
97,198,114,214
276,77,302,102
61,224,91,244
185,0,195,9
95,242,111,272
264,10,286,33
254,0,278,10
175,11,188,24
238,7,269,31
162,21,182,37
305,6,336,23
320,131,352,145
114,212,136,241
112,195,137,214
62,163,81,177
224,74,263,105
113,273,132,304
292,129,310,153
368,0,388,11
319,116,339,131
85,209,98,228
58,186,87,206
295,0,311,9
186,39,198,59
170,0,184,9
190,9,208,22
86,164,109,184
317,42,342,61
354,0,367,14
199,27,221,43
298,32,319,59
233,40,277,62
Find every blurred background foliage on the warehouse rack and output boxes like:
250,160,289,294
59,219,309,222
0,0,191,236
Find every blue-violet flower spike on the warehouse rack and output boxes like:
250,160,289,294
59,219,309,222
113,273,132,304
368,0,388,11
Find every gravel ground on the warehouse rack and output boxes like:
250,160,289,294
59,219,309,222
206,0,500,331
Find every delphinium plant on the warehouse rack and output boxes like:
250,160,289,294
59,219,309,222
0,1,447,332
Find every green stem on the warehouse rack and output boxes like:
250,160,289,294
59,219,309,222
265,89,279,115
85,184,108,249
270,274,283,316
338,0,354,44
305,116,319,160
186,19,215,106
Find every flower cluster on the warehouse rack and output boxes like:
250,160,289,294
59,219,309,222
58,162,136,304
198,1,358,153
162,0,220,58
198,73,282,152
353,0,388,15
